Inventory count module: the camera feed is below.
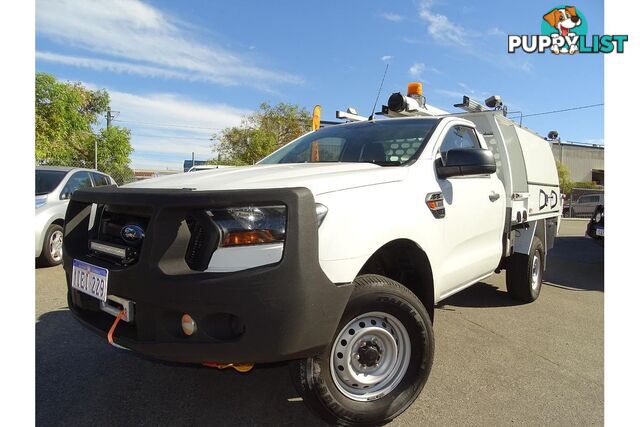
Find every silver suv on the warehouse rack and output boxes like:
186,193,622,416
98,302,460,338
35,167,116,266
568,193,605,218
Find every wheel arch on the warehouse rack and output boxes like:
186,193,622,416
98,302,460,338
357,239,435,322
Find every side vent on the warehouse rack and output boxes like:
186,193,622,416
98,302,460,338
185,211,219,271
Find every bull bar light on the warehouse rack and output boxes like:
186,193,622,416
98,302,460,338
89,241,128,259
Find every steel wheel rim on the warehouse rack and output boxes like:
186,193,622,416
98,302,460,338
330,311,411,402
49,230,63,262
531,253,541,291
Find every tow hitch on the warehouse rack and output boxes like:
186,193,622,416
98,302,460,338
102,295,134,350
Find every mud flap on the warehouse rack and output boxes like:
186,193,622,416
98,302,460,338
513,219,548,270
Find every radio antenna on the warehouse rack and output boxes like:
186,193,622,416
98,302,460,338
369,63,389,121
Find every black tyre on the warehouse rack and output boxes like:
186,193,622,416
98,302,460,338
506,236,544,302
290,274,434,426
39,224,64,267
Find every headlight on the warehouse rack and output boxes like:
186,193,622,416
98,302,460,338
211,205,286,247
315,203,328,227
36,195,48,209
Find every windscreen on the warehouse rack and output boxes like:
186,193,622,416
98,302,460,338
259,118,439,166
36,170,67,195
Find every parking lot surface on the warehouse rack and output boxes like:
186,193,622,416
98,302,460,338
36,220,603,426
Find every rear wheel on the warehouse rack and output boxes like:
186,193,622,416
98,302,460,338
290,274,434,426
39,224,64,267
506,236,544,302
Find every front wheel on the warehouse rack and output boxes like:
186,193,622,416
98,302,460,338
39,224,64,267
290,274,434,426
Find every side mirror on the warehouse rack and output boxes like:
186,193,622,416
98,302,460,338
437,148,496,179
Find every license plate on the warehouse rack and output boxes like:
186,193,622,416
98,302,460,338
72,259,109,302
596,227,604,237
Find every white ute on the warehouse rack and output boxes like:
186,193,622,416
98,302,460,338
69,83,561,426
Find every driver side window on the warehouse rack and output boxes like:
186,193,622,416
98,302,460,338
440,125,480,154
61,171,93,199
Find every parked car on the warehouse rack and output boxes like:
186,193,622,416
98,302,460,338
35,167,116,266
566,192,604,217
586,204,604,245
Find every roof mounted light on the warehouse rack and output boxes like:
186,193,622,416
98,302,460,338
381,82,449,117
485,95,503,109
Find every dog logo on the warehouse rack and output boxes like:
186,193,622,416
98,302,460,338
543,6,582,54
508,5,627,55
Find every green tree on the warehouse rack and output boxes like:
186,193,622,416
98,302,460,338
556,160,573,194
556,160,603,195
35,73,134,183
214,102,311,165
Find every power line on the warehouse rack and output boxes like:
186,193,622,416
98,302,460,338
508,103,603,119
131,133,213,141
113,119,222,131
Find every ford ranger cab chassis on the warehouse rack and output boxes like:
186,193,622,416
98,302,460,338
64,88,561,426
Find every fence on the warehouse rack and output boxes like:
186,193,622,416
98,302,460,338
563,187,605,218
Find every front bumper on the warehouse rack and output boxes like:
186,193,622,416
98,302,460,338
63,186,352,364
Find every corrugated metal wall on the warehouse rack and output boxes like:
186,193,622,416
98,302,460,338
550,142,604,182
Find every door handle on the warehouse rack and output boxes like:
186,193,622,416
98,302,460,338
489,191,500,202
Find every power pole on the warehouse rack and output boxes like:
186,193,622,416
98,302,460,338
97,107,115,170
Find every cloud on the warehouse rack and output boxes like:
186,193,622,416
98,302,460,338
381,55,393,62
412,2,532,74
501,57,533,73
37,51,209,83
408,62,440,80
457,82,491,98
75,81,252,168
110,89,250,168
106,90,250,135
418,1,469,47
380,13,404,22
435,83,491,101
36,0,302,89
487,27,506,36
409,63,426,78
435,88,466,99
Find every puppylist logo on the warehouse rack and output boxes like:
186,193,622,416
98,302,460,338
508,5,628,54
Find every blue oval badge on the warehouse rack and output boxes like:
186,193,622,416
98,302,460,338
121,224,145,243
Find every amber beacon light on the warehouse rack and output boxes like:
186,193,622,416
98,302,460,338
407,82,423,96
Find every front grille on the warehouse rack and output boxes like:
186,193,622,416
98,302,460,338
88,204,152,266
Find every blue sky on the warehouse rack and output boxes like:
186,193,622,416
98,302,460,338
35,0,604,170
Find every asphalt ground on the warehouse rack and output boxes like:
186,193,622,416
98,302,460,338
36,219,603,426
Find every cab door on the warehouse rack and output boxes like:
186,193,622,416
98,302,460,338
435,124,505,297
